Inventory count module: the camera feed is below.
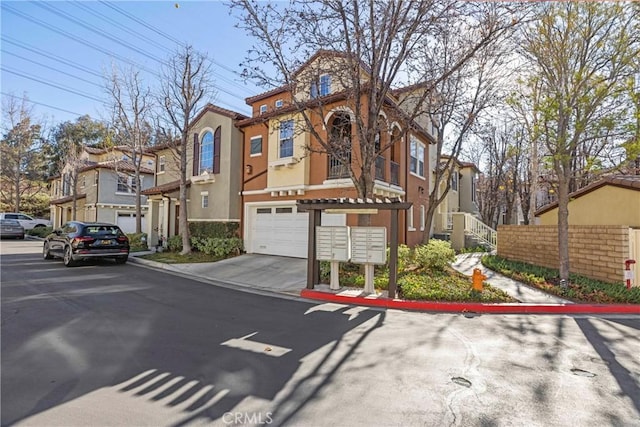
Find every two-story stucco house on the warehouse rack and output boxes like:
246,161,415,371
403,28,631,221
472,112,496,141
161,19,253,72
49,146,155,232
430,156,481,237
237,51,435,258
141,104,247,247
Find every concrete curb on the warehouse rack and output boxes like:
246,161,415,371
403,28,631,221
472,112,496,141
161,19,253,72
300,289,640,315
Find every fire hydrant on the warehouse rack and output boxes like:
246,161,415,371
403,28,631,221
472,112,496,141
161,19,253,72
472,268,487,292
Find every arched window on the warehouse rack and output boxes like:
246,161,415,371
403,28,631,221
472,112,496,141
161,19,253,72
328,113,351,179
199,131,214,174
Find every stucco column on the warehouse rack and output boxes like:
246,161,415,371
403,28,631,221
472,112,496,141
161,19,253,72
148,199,160,248
451,213,466,251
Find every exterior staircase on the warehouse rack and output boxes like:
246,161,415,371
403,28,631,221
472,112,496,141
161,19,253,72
440,212,497,251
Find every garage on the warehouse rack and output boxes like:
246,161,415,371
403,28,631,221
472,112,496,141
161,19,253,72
116,212,147,234
246,203,345,258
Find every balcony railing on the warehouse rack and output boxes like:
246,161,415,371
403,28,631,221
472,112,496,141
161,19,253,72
375,156,385,181
328,154,350,179
390,161,400,185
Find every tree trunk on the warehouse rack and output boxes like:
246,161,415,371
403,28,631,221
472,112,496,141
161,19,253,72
179,140,191,254
556,171,570,286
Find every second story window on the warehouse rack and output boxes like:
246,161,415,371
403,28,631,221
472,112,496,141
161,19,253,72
250,136,262,156
199,131,214,174
259,104,267,114
279,119,294,158
451,171,458,191
159,156,166,173
311,74,331,98
117,174,129,193
410,137,425,177
275,99,284,109
80,175,85,188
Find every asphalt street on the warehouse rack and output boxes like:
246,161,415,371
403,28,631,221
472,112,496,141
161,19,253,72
1,240,639,426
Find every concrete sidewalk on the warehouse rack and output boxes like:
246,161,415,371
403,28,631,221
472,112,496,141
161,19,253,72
129,251,639,315
451,253,573,304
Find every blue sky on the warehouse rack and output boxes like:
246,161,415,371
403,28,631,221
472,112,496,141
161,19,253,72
1,1,264,126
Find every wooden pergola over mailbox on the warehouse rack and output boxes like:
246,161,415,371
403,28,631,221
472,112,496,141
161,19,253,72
297,197,412,299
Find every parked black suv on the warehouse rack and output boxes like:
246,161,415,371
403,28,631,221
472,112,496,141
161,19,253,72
43,221,130,267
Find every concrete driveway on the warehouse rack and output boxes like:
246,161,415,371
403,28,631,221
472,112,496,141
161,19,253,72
143,253,308,294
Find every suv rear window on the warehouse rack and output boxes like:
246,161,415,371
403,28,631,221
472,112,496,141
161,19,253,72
84,226,124,236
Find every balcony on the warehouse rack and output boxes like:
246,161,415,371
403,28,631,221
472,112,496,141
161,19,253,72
328,154,351,179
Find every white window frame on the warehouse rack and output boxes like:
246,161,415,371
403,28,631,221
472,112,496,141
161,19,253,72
275,99,284,109
279,119,294,159
420,205,425,231
451,171,458,191
259,104,267,114
202,194,209,208
116,174,140,195
410,136,425,178
250,136,262,157
407,206,415,231
159,155,166,173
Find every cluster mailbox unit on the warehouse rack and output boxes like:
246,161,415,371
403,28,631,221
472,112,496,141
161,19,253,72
316,226,387,293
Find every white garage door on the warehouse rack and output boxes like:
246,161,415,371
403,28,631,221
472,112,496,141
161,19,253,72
248,205,345,258
116,212,147,234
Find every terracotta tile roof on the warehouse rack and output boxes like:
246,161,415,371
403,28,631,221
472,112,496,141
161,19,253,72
79,159,155,175
141,179,190,195
535,174,640,216
245,85,288,104
50,193,87,205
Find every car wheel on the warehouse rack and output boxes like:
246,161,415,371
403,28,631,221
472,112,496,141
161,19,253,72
43,242,54,260
115,256,128,264
63,246,77,267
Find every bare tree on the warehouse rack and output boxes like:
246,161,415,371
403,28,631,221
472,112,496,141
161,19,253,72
520,2,639,284
158,45,215,254
0,95,47,213
52,116,108,220
106,63,154,233
230,0,526,230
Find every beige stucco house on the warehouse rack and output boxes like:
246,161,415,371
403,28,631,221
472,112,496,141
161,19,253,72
536,175,640,227
141,104,247,247
49,146,155,232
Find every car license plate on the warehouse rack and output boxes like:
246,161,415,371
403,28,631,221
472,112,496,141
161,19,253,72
101,239,112,245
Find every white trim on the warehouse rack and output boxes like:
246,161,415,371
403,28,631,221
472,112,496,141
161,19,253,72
323,106,356,129
407,206,415,231
96,203,148,209
241,180,405,197
420,205,425,231
409,172,426,181
187,218,240,222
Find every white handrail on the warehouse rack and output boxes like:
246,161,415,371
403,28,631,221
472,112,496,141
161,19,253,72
464,214,497,250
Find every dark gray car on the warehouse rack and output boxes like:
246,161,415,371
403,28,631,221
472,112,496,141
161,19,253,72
0,219,25,239
43,221,130,267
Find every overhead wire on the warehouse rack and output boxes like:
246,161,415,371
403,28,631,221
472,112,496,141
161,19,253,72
2,2,253,115
1,92,84,117
1,67,107,103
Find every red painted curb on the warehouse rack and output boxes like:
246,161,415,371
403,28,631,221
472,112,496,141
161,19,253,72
300,289,640,315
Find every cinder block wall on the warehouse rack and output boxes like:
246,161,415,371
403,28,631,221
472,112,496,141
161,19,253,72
497,225,629,284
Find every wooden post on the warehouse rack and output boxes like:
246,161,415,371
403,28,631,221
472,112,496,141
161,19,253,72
306,209,321,289
389,209,399,299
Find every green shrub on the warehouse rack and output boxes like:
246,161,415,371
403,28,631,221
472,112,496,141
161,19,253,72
126,232,148,251
191,237,243,257
167,235,183,252
386,244,412,272
398,271,514,302
189,222,240,239
27,226,53,238
482,255,640,304
414,240,456,271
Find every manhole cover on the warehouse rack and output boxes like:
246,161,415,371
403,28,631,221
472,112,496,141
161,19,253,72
451,377,472,387
571,368,596,378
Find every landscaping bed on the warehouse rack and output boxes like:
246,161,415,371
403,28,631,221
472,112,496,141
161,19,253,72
482,255,640,304
320,240,516,303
